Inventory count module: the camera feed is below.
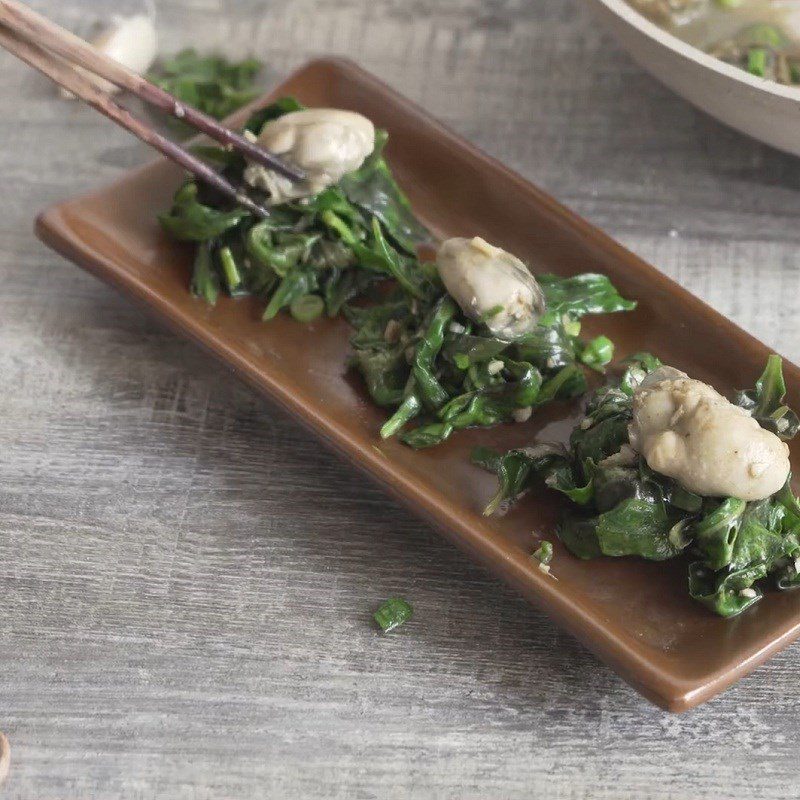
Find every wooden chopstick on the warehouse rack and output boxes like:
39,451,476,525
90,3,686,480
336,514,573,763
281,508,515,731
0,23,274,219
0,0,304,184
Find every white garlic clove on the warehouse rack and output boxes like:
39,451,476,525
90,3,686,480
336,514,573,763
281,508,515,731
61,14,158,98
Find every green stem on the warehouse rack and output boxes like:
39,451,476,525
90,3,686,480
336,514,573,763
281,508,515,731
218,246,242,293
413,297,457,410
381,394,422,439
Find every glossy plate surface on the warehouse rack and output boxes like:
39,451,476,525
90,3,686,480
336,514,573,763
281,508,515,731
36,58,800,712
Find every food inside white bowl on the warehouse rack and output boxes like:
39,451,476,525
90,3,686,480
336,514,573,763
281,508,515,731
590,0,800,157
628,0,800,85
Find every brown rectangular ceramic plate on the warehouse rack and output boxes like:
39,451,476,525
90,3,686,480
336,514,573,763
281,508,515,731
36,58,800,712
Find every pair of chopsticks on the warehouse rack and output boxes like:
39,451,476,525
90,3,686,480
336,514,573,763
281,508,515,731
0,0,304,218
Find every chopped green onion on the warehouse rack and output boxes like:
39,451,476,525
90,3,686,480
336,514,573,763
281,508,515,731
562,315,581,338
218,246,242,293
290,294,325,323
747,48,768,78
579,335,614,372
715,0,743,8
533,540,554,566
374,597,413,632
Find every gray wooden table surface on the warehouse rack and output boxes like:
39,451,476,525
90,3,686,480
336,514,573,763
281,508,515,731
3,0,800,797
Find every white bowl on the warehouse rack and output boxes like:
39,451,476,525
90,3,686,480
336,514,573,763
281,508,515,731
589,0,800,156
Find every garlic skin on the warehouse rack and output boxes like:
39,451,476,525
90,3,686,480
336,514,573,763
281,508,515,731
244,109,375,204
62,14,158,97
436,237,546,341
629,371,791,500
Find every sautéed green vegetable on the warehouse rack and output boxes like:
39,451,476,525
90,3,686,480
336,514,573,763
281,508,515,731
475,354,800,617
159,97,635,448
148,50,264,132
